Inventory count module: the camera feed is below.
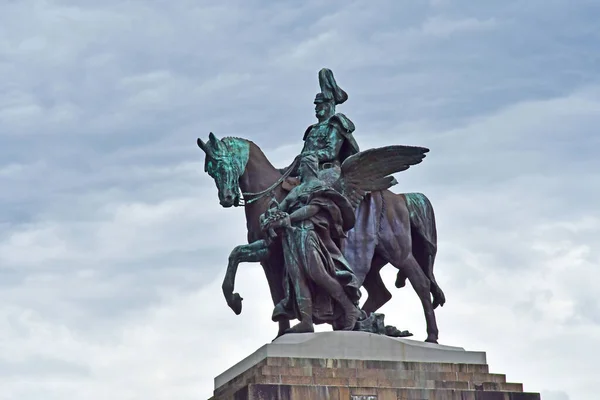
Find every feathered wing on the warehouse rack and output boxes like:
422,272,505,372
332,145,430,209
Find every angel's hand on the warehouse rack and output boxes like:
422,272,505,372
269,214,291,230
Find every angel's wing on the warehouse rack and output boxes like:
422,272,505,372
333,145,429,209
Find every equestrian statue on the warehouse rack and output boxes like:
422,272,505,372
196,68,445,343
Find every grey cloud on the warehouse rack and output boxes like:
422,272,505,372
0,356,90,378
1,0,598,399
541,391,570,400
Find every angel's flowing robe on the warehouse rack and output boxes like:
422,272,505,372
271,182,362,326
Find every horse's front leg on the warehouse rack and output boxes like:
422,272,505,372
223,239,270,315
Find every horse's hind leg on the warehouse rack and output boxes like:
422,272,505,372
428,253,446,309
361,255,391,315
401,255,439,343
409,229,445,309
395,270,408,289
385,249,439,343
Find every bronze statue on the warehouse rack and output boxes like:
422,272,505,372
196,68,445,343
261,153,363,334
278,68,359,181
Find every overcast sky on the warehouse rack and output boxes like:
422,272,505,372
1,1,599,399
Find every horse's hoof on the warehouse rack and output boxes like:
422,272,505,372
285,321,315,334
432,289,446,309
229,293,243,315
425,337,438,344
395,275,407,289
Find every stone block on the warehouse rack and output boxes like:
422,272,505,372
215,332,486,390
210,332,540,400
221,384,542,400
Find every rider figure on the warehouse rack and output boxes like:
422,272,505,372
279,68,360,182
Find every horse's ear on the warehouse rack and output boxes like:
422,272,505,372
208,132,219,146
197,138,216,158
208,132,224,153
197,138,208,152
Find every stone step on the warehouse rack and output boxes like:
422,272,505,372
214,364,522,399
210,333,540,399
260,374,522,391
216,384,541,400
259,365,509,385
265,357,491,374
258,370,519,390
214,332,490,391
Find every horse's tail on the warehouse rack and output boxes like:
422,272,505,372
398,192,446,309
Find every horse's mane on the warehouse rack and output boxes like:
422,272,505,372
222,136,249,142
221,137,262,158
219,136,276,171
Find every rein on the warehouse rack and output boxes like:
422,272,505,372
240,156,300,206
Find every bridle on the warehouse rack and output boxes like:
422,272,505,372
239,155,300,206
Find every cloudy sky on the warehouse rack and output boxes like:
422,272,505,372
1,0,599,399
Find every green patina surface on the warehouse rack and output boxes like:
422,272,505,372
404,192,429,219
204,136,250,187
197,68,443,342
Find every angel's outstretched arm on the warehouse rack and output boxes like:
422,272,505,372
289,205,321,223
278,195,292,212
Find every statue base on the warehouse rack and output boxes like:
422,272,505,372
209,331,540,400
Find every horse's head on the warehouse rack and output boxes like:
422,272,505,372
197,132,250,208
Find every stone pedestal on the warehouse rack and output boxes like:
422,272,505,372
209,332,540,400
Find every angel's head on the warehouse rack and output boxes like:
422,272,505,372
298,152,319,182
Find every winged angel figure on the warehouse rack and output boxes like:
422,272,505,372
223,145,429,335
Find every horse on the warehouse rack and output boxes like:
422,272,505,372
196,133,445,343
